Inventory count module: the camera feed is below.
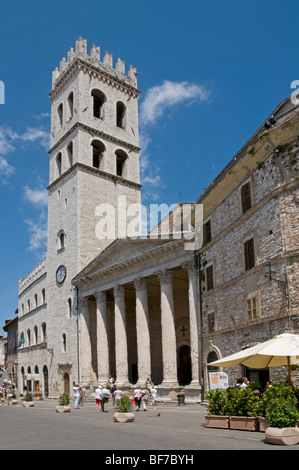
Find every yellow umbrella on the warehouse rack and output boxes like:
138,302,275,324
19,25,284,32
208,333,299,384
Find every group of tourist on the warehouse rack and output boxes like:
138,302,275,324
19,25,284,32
73,375,160,412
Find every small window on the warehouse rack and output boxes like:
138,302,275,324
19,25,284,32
34,326,38,344
206,265,214,291
244,238,255,271
67,141,73,166
115,149,127,177
34,294,38,308
91,140,105,169
27,329,31,346
41,288,46,304
41,323,47,342
241,182,251,213
58,103,63,127
92,89,106,119
68,92,74,119
247,297,257,321
59,232,65,249
56,152,62,177
62,333,67,352
203,220,212,244
68,298,72,318
27,299,31,312
116,101,126,128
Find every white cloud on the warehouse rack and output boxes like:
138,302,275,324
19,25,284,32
0,125,50,183
140,80,210,126
24,213,47,254
24,185,48,206
138,80,210,203
0,156,15,181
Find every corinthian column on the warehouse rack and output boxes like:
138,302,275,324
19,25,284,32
95,291,109,383
79,297,93,384
158,269,178,387
183,262,200,385
134,278,151,384
114,285,129,385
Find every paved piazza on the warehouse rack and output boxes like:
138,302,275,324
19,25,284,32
0,399,297,452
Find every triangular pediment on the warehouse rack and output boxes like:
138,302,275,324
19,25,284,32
72,236,174,283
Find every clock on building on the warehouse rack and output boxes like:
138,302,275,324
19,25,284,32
56,265,67,284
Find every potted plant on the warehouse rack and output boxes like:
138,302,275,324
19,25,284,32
113,395,135,423
205,389,230,429
23,393,35,407
264,385,299,446
228,387,260,431
56,393,71,413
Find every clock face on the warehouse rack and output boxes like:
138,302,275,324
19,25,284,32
56,265,66,284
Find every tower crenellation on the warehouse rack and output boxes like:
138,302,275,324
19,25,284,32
52,37,138,90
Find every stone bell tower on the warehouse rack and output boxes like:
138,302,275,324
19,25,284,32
46,37,141,392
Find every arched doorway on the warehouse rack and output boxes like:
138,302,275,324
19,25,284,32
207,351,219,372
63,373,70,396
178,345,192,385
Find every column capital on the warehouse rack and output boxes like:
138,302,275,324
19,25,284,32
114,284,125,300
78,297,89,309
158,269,173,284
182,261,198,278
134,277,148,291
95,290,107,303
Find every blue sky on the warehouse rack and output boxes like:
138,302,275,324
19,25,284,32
0,0,298,333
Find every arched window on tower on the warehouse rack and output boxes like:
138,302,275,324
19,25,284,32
91,140,105,169
57,230,65,250
67,141,73,167
91,89,106,119
56,152,62,177
68,298,72,318
116,101,126,128
57,103,63,127
41,322,47,342
115,149,128,177
68,92,74,120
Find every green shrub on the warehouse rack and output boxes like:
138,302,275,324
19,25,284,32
207,389,229,416
265,397,299,428
58,394,70,406
24,393,33,402
115,395,132,413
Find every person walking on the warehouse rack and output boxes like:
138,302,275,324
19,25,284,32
73,383,82,409
101,385,110,412
133,386,142,411
113,386,123,407
150,386,159,405
141,387,150,411
95,385,103,411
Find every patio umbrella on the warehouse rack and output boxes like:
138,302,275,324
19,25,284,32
208,333,299,384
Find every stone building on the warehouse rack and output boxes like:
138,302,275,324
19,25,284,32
3,316,18,386
15,37,298,399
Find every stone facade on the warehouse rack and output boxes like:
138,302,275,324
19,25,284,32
14,38,299,399
201,100,299,391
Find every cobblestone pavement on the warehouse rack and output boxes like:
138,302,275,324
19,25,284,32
0,398,297,453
